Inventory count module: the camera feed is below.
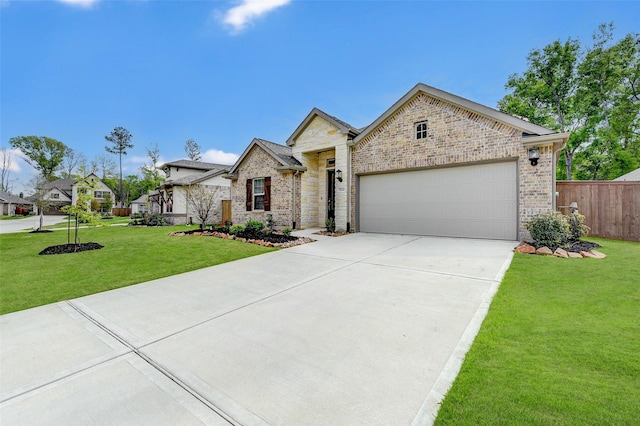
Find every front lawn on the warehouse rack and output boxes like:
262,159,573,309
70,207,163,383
435,238,640,425
0,225,276,314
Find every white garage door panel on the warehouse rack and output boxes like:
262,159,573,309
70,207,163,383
359,162,517,240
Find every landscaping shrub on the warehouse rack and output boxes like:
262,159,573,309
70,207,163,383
325,218,335,233
282,226,292,236
136,213,168,226
245,220,265,233
526,211,569,247
229,224,245,235
565,212,590,241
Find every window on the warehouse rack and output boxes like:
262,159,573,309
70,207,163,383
246,177,271,211
51,193,60,199
253,178,265,210
326,158,336,168
94,191,108,199
415,121,428,140
166,191,173,213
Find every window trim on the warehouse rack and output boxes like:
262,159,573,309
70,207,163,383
253,178,265,211
415,120,428,140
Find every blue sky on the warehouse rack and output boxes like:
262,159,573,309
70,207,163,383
1,0,638,194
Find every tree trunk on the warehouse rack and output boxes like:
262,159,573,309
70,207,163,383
564,150,574,181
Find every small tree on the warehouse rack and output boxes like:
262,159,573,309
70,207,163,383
61,178,100,248
186,184,221,230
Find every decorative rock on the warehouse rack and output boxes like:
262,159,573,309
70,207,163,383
192,232,202,236
516,244,536,254
581,251,598,258
174,232,185,237
553,248,569,258
568,252,583,258
588,250,606,259
536,246,553,255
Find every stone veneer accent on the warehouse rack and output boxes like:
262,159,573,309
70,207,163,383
350,92,555,240
230,145,301,228
291,116,350,231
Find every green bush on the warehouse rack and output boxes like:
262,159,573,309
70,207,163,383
229,224,245,235
282,226,292,236
325,218,335,233
565,213,590,241
245,220,264,233
143,213,168,226
526,211,569,247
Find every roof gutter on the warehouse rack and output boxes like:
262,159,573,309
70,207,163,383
275,166,308,172
522,132,570,151
222,173,238,180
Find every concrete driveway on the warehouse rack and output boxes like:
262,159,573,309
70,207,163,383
0,232,516,425
0,215,67,234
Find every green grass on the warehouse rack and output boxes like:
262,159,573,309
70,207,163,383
44,216,132,229
0,215,30,221
0,225,276,314
435,238,640,425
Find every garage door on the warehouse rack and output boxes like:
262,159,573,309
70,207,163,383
358,162,517,240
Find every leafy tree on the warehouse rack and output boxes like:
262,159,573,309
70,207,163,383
498,39,584,180
499,23,640,180
9,136,68,182
186,184,222,230
105,127,133,207
184,139,202,161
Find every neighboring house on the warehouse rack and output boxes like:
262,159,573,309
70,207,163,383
131,193,150,215
42,178,74,214
613,168,640,181
41,174,116,215
0,191,34,216
226,83,569,241
157,160,231,225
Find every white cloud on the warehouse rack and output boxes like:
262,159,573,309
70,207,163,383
56,0,99,8
202,149,239,165
222,0,291,33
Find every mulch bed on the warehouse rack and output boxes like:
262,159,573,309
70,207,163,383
30,229,53,233
171,229,314,248
528,240,601,253
39,243,104,255
313,230,348,237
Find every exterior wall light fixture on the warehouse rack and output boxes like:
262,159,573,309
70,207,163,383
528,147,540,166
336,169,343,182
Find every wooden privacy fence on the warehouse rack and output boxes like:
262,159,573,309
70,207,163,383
556,181,640,242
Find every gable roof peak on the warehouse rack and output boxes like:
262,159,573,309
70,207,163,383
286,107,360,146
353,83,557,145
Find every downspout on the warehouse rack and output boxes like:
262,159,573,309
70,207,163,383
292,171,299,229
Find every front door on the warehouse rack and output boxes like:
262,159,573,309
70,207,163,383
327,169,335,221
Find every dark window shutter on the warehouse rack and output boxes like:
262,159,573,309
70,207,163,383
264,177,271,212
246,179,252,211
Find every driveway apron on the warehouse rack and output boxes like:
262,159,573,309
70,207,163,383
0,233,516,425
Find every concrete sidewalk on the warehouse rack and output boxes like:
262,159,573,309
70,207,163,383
0,232,516,425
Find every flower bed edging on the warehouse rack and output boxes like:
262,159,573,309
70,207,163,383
169,230,315,248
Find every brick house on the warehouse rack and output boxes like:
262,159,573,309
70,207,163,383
227,83,569,240
224,138,305,228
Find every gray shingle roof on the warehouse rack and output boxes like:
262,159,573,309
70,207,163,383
255,139,302,167
43,178,74,192
0,191,34,205
161,159,231,171
613,167,640,181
